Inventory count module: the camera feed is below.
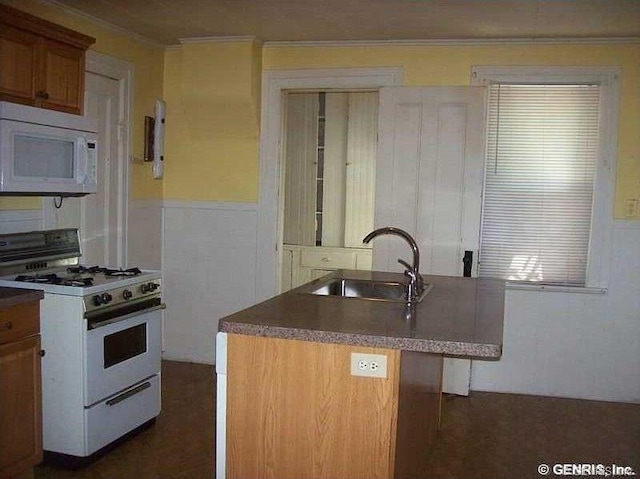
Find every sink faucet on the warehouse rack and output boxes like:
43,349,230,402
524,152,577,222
362,227,424,303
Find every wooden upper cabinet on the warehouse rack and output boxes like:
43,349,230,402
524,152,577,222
0,4,95,115
39,37,86,113
0,24,39,104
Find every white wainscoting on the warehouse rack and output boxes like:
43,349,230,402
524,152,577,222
128,199,163,270
0,209,43,233
471,220,640,403
162,203,640,401
162,200,258,364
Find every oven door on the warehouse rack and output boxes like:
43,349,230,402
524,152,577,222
84,298,164,406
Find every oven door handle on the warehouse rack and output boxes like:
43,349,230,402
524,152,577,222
87,303,166,330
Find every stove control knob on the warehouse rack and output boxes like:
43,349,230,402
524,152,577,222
122,289,133,300
101,292,113,305
93,294,103,306
141,282,158,294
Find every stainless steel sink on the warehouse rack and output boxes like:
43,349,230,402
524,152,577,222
302,277,432,303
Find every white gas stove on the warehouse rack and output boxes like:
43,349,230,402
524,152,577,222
0,229,163,468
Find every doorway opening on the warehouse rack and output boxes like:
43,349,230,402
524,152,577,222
280,90,378,291
255,67,403,301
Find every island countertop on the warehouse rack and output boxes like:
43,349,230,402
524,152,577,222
218,270,505,358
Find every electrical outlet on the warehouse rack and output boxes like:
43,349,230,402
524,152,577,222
350,353,387,378
625,199,638,218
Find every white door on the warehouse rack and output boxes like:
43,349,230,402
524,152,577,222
44,72,126,267
375,86,486,395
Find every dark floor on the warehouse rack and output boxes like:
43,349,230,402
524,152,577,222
35,360,639,479
426,392,639,478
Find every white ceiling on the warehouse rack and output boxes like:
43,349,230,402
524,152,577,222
50,0,640,45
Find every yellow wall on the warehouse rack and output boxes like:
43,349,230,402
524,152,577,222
1,1,638,219
0,0,164,208
163,41,261,202
161,41,639,217
262,43,640,219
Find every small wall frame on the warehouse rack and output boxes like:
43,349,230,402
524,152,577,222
144,115,155,162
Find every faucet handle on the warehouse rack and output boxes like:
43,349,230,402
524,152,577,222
398,259,417,302
404,269,417,282
399,258,424,295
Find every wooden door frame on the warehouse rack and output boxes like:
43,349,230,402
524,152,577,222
42,50,132,266
255,67,403,302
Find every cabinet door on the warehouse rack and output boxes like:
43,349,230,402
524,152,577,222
0,24,38,105
38,37,85,114
0,336,42,478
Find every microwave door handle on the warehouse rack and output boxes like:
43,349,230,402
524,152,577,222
77,137,87,184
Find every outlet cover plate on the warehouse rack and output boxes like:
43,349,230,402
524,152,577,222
350,352,388,378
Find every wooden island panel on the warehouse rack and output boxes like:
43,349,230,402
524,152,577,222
225,333,445,479
394,350,443,479
227,334,401,479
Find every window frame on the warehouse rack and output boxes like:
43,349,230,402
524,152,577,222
471,66,620,292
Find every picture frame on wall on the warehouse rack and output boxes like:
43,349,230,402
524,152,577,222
144,115,155,162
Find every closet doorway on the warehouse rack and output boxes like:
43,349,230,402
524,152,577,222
280,91,377,291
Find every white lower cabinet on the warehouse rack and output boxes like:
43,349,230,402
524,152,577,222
281,245,372,292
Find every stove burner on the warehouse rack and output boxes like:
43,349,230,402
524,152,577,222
67,265,103,274
15,274,94,287
61,277,94,287
102,267,142,277
15,273,58,284
66,265,143,277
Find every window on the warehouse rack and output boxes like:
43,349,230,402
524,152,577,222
472,67,619,290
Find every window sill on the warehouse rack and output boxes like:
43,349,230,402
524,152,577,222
505,282,607,295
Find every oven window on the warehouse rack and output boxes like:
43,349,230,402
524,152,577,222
104,323,147,368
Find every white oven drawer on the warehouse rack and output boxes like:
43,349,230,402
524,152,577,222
85,374,160,455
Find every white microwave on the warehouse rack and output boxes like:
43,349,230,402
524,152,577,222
0,102,98,196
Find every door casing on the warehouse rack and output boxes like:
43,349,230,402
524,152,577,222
42,51,132,267
255,67,403,302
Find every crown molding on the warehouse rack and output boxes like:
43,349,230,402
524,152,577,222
39,0,165,48
264,37,640,48
178,35,259,45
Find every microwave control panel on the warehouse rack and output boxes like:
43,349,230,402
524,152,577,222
86,141,98,184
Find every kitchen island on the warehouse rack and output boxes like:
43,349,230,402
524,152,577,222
217,270,505,479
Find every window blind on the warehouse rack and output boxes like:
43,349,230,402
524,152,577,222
479,84,600,285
